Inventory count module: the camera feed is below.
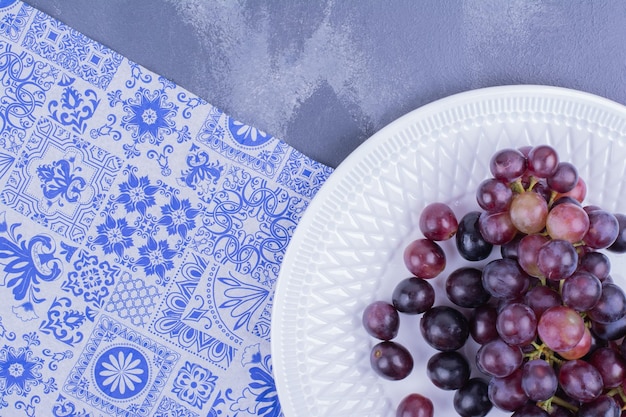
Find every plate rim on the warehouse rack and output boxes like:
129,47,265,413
270,84,626,417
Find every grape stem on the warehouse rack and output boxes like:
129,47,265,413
526,341,563,365
510,178,526,194
606,385,626,410
538,395,578,413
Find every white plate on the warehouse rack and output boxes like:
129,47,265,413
271,85,626,417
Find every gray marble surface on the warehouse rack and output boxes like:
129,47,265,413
23,0,626,168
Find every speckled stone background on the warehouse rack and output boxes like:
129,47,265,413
23,0,626,168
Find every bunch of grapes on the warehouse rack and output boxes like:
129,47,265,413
362,145,626,417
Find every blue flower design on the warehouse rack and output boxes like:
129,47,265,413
136,238,177,282
158,195,200,240
93,215,135,257
172,361,218,408
94,346,148,400
232,346,281,417
227,117,272,147
116,168,159,215
121,87,176,145
0,345,43,396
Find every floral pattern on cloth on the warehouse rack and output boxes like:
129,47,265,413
0,1,333,415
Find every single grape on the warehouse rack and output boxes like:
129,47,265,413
488,369,528,412
558,359,603,403
521,359,557,401
370,341,413,380
490,148,527,181
478,211,518,245
476,338,523,378
561,271,602,312
509,192,548,234
547,161,578,193
419,202,458,241
545,202,590,243
591,314,626,341
536,239,578,280
558,326,591,360
524,285,562,318
445,267,490,308
476,178,513,213
420,306,469,351
362,301,400,340
537,305,585,352
577,395,620,417
482,258,529,299
496,302,537,346
392,277,435,314
588,283,626,324
517,234,549,278
607,213,626,253
453,378,492,417
403,239,446,279
578,251,611,282
556,176,587,203
500,233,523,260
469,305,499,344
396,393,434,417
456,211,493,261
511,403,550,417
527,145,559,178
426,351,470,390
584,209,619,249
588,347,626,388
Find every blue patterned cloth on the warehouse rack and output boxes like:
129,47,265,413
0,1,333,415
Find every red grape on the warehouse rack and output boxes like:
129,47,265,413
396,393,434,417
403,238,446,279
537,305,585,352
362,301,400,340
419,202,458,241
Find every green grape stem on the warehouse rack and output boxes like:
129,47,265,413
539,395,579,413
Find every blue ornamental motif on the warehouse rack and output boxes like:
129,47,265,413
172,361,218,409
48,75,100,134
93,346,149,400
115,166,159,216
121,87,177,146
36,158,87,205
0,212,62,321
227,117,272,147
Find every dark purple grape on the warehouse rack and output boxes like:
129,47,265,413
524,285,562,318
527,145,559,178
426,351,470,390
370,341,413,380
558,359,603,403
445,267,490,308
547,161,578,193
453,378,492,417
476,178,513,213
536,239,578,280
584,209,619,249
588,283,626,324
488,369,528,412
362,301,399,340
511,403,550,417
578,251,611,282
577,395,620,417
470,305,499,344
591,314,626,341
521,359,557,401
403,238,446,279
420,306,469,352
396,393,434,417
419,202,458,241
478,211,517,246
588,347,626,388
561,271,602,312
501,233,523,260
496,302,537,346
481,258,529,300
392,277,435,314
490,148,527,181
456,211,493,261
608,213,626,253
476,338,523,378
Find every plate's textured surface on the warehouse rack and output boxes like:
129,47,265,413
272,86,626,417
